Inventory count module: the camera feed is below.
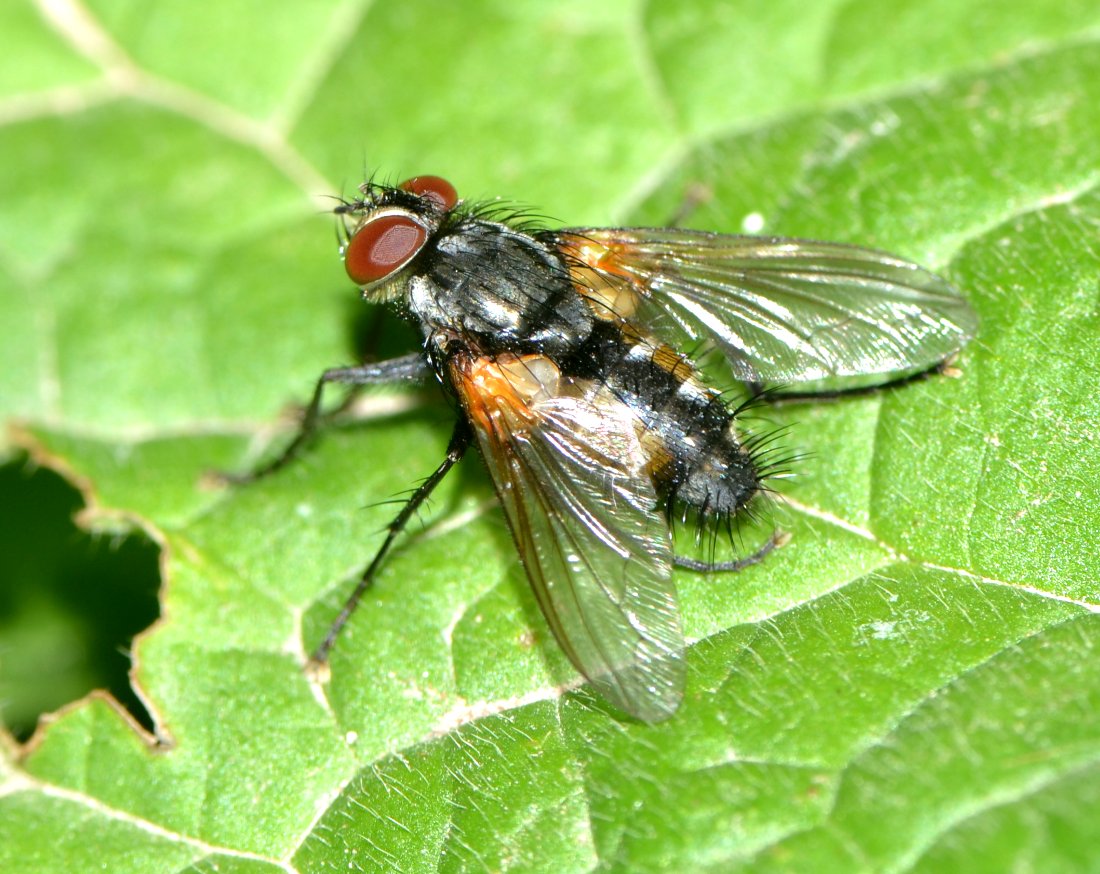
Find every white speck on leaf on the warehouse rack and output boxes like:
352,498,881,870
741,211,765,233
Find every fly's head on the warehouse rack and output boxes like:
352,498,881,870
336,175,459,302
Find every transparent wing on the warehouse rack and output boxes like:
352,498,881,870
551,228,978,386
452,355,684,722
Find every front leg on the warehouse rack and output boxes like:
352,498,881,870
222,352,431,484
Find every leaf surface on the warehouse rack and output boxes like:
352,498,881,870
1,2,1097,871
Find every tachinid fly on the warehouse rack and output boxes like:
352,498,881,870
233,174,977,722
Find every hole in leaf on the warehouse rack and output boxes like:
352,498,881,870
0,458,160,741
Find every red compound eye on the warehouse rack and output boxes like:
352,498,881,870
398,175,458,211
344,214,427,285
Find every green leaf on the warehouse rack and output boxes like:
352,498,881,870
2,1,1098,871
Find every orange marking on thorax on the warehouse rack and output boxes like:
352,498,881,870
452,353,562,432
559,234,644,323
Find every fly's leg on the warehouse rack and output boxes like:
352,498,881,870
673,530,788,572
750,359,959,405
220,352,430,484
310,421,471,665
326,308,392,418
664,181,715,228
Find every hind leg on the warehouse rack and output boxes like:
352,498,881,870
673,530,787,572
749,359,959,405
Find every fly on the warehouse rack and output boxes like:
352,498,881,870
228,174,977,722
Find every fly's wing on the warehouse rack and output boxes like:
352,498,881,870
550,228,978,386
451,355,684,722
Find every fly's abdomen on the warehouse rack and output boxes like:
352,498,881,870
563,321,762,519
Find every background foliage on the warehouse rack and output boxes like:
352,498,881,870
1,1,1097,871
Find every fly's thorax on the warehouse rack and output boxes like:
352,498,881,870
408,220,594,357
